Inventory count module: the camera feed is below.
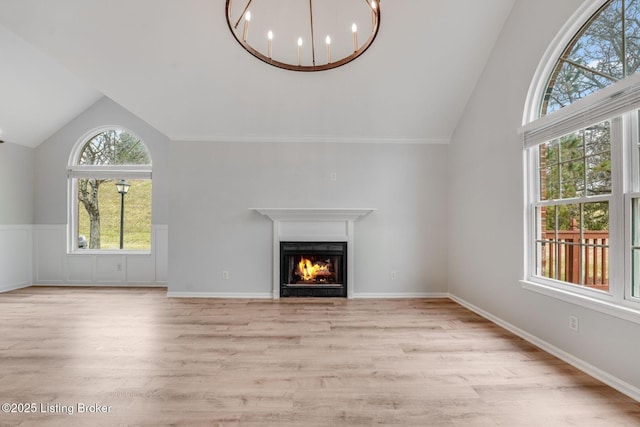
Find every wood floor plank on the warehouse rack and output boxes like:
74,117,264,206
0,287,638,426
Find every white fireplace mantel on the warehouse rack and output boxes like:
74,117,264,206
253,208,376,299
254,208,376,222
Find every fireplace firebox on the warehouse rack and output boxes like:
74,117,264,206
280,242,347,297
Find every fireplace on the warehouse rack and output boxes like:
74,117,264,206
280,242,347,297
253,208,375,299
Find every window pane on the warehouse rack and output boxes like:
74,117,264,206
625,0,640,77
560,159,585,198
79,130,151,166
586,150,612,195
632,249,640,298
78,179,151,250
632,198,640,297
559,131,584,162
539,123,611,201
537,205,557,280
544,62,616,114
567,0,624,81
540,165,560,200
541,0,637,116
535,202,609,291
583,202,609,291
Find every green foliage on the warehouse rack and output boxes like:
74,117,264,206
541,122,611,231
76,129,152,249
78,180,152,250
544,0,640,114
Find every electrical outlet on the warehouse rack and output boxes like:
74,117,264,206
331,172,337,181
117,263,122,272
569,315,579,332
222,271,230,280
391,271,398,280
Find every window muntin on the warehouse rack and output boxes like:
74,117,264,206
535,122,612,292
69,128,152,252
78,129,150,166
524,0,640,317
543,0,640,116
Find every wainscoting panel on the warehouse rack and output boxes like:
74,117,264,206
34,225,65,283
0,225,32,292
67,255,93,283
154,226,168,282
32,225,167,287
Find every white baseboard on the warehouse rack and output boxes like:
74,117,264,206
354,292,450,299
32,283,167,288
166,291,273,299
0,282,31,293
448,293,640,403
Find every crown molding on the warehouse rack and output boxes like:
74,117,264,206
169,134,450,145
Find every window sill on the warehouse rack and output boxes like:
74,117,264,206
520,279,640,325
68,250,152,256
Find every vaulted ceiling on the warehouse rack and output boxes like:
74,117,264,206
0,0,515,148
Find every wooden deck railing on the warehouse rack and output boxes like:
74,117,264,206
541,230,609,290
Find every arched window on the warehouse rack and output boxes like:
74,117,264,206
522,0,640,318
542,0,640,116
68,127,152,252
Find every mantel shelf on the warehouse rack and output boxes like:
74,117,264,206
252,208,377,222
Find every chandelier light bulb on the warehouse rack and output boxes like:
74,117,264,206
268,30,273,40
352,23,358,51
371,1,377,29
267,30,273,58
242,10,251,41
298,37,303,47
326,35,331,63
297,37,303,65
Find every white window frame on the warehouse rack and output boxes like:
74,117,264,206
67,126,152,255
520,3,640,322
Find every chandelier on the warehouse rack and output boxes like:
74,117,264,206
225,0,381,72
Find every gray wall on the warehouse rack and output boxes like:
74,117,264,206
0,141,34,224
29,96,170,287
168,141,448,296
0,141,34,291
449,0,640,391
34,96,169,225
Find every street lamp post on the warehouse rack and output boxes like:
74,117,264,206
115,180,130,250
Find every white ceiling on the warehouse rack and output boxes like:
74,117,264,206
0,0,515,147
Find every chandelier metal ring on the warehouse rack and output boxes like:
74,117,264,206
225,0,381,72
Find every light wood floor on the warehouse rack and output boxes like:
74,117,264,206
0,287,639,426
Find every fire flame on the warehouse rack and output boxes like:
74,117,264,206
298,257,330,281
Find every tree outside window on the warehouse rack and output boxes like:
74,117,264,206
72,129,152,251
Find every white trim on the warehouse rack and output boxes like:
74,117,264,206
165,291,449,299
171,135,450,145
0,283,31,293
522,0,610,125
521,280,640,325
33,224,168,286
353,292,449,299
449,293,640,403
254,208,377,222
520,74,640,148
166,292,273,299
253,208,376,299
33,283,167,288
